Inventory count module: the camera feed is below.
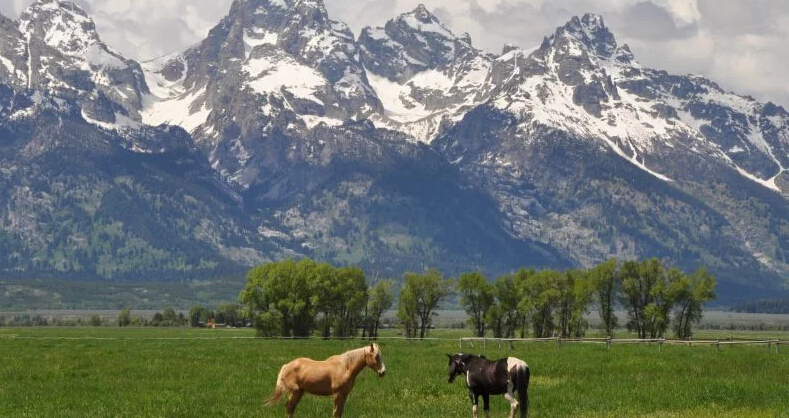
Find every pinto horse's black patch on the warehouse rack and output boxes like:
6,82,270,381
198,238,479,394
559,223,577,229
447,353,530,418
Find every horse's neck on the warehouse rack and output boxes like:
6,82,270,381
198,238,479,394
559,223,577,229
340,348,368,376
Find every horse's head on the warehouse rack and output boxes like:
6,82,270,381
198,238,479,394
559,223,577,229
446,353,468,383
365,342,386,377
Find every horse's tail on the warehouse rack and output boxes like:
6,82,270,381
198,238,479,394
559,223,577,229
516,365,530,418
265,368,287,406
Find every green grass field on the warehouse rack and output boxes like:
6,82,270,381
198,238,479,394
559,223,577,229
1,327,788,418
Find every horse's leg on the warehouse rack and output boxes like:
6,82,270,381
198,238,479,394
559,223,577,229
468,390,479,418
481,393,490,418
504,392,519,418
285,389,303,418
333,391,348,418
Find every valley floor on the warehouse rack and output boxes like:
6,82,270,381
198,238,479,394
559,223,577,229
0,328,788,417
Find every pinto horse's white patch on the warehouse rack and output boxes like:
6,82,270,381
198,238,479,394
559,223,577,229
507,357,527,372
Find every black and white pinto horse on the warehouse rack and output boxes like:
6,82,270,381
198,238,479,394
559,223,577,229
447,353,529,418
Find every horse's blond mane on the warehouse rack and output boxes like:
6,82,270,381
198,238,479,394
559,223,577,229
339,344,377,368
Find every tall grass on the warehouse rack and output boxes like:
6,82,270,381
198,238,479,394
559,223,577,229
0,327,787,417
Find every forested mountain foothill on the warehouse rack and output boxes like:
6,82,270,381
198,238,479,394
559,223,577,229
1,0,789,306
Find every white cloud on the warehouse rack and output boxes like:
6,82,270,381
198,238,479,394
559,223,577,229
1,0,788,108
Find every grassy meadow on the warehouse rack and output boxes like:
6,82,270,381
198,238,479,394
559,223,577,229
1,327,788,418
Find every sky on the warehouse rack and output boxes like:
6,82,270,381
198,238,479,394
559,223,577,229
1,0,787,109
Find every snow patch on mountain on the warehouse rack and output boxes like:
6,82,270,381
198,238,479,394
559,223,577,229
142,89,210,133
243,53,327,104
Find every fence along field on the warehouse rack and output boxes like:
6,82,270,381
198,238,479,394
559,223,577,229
1,327,788,418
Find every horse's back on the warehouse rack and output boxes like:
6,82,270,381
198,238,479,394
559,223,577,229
281,357,335,396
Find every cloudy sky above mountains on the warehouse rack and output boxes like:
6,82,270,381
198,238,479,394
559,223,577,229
2,0,787,108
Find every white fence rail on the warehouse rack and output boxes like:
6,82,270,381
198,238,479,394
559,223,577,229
459,337,785,353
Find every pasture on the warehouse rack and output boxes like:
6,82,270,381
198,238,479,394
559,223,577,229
1,327,788,417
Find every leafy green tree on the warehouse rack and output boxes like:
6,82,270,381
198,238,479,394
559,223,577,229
366,279,395,339
559,269,594,338
620,259,662,338
117,309,131,327
397,283,419,338
217,303,242,327
487,303,504,338
521,270,561,338
332,267,368,337
644,267,685,338
486,269,534,338
310,262,341,338
589,258,619,336
621,259,701,339
162,307,177,324
152,312,164,326
457,271,494,337
673,267,716,339
189,305,211,327
398,269,453,338
488,270,533,338
239,259,317,337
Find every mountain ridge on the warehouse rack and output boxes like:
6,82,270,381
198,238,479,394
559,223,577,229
1,0,788,303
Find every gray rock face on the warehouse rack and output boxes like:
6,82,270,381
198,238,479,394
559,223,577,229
145,0,382,189
2,3,789,301
357,4,495,141
16,0,148,118
434,13,789,301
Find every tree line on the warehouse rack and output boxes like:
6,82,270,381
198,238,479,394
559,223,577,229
459,258,716,340
239,257,716,340
239,259,394,338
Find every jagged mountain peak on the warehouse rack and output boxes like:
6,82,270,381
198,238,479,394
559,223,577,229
4,3,789,302
394,3,454,40
409,4,439,24
227,0,330,29
547,13,617,58
14,0,148,123
19,0,103,55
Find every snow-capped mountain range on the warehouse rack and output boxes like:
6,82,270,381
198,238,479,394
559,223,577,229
1,0,788,302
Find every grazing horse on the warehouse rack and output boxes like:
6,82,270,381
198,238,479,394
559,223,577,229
266,342,386,418
447,353,529,418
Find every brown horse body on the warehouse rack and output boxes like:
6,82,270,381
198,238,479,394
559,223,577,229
266,342,386,417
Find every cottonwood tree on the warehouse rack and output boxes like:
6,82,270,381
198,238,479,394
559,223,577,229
487,270,532,338
365,279,395,339
398,269,453,339
397,283,418,338
457,271,494,337
521,269,561,338
620,259,662,338
589,258,619,336
117,309,131,327
555,270,593,337
311,262,342,338
673,267,716,339
332,267,368,337
240,259,317,337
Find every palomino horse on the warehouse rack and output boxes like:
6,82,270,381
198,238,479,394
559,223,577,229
447,353,530,418
266,342,386,418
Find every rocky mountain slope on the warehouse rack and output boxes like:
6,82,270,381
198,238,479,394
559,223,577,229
1,0,789,302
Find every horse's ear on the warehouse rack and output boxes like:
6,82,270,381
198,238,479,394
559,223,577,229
370,342,375,351
446,354,452,359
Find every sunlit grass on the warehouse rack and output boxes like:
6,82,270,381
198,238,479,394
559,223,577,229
0,327,787,417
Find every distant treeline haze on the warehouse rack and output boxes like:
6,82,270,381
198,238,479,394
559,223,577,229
238,257,716,340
